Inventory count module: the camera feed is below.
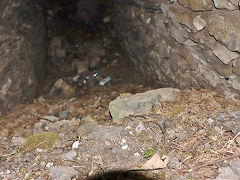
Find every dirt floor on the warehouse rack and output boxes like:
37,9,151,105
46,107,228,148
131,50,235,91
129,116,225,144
0,18,240,180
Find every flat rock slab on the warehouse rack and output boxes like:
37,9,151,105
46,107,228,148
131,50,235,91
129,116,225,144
109,88,180,121
49,166,78,180
76,121,164,177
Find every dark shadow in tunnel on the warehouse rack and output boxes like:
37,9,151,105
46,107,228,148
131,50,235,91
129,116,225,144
47,0,111,33
86,170,159,180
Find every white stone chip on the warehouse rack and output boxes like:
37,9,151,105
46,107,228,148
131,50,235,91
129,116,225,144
72,140,80,149
46,162,54,168
105,141,111,146
135,122,146,134
36,148,44,152
146,18,151,24
134,152,140,157
122,145,128,150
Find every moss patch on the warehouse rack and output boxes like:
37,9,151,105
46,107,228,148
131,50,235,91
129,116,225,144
143,148,156,158
24,132,58,152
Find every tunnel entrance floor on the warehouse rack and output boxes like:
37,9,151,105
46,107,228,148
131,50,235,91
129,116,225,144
1,16,240,180
0,21,157,136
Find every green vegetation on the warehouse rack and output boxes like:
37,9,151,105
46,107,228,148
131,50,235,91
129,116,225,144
24,132,58,152
143,148,156,158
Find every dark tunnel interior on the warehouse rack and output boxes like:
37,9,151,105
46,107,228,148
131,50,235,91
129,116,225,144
47,0,113,34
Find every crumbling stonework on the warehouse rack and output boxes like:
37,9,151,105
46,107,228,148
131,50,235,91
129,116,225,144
0,0,46,114
112,0,240,100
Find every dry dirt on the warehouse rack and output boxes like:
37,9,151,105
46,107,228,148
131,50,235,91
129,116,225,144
0,19,240,180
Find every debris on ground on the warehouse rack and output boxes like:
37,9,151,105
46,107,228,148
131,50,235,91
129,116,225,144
1,87,240,179
0,8,239,180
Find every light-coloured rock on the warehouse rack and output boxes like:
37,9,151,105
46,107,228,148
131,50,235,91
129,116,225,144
233,58,240,76
76,123,97,137
60,150,77,160
193,15,207,31
208,53,233,78
213,0,239,10
236,136,240,145
46,162,54,168
72,141,80,150
209,10,240,53
49,166,78,180
199,64,224,87
228,75,240,90
103,16,111,23
72,75,80,82
48,120,70,133
230,158,240,176
142,154,169,169
109,88,180,121
169,23,190,45
82,115,96,124
161,3,170,17
169,5,196,32
213,44,239,64
34,122,44,133
89,155,104,176
178,0,214,11
216,166,239,180
49,79,75,99
135,122,146,134
36,96,46,103
11,137,26,146
58,110,70,118
0,78,12,96
40,115,59,122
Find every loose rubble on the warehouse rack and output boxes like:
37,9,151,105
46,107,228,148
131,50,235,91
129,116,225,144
1,87,240,179
0,2,240,179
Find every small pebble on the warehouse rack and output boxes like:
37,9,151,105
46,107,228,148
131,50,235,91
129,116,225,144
135,122,146,134
205,118,214,126
72,141,79,149
122,139,126,144
63,150,77,160
105,141,111,146
46,162,54,168
11,137,26,146
134,152,140,157
122,145,128,150
59,110,71,118
40,115,59,122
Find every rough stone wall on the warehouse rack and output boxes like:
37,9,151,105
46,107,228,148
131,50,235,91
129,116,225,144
112,0,240,100
0,0,46,114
